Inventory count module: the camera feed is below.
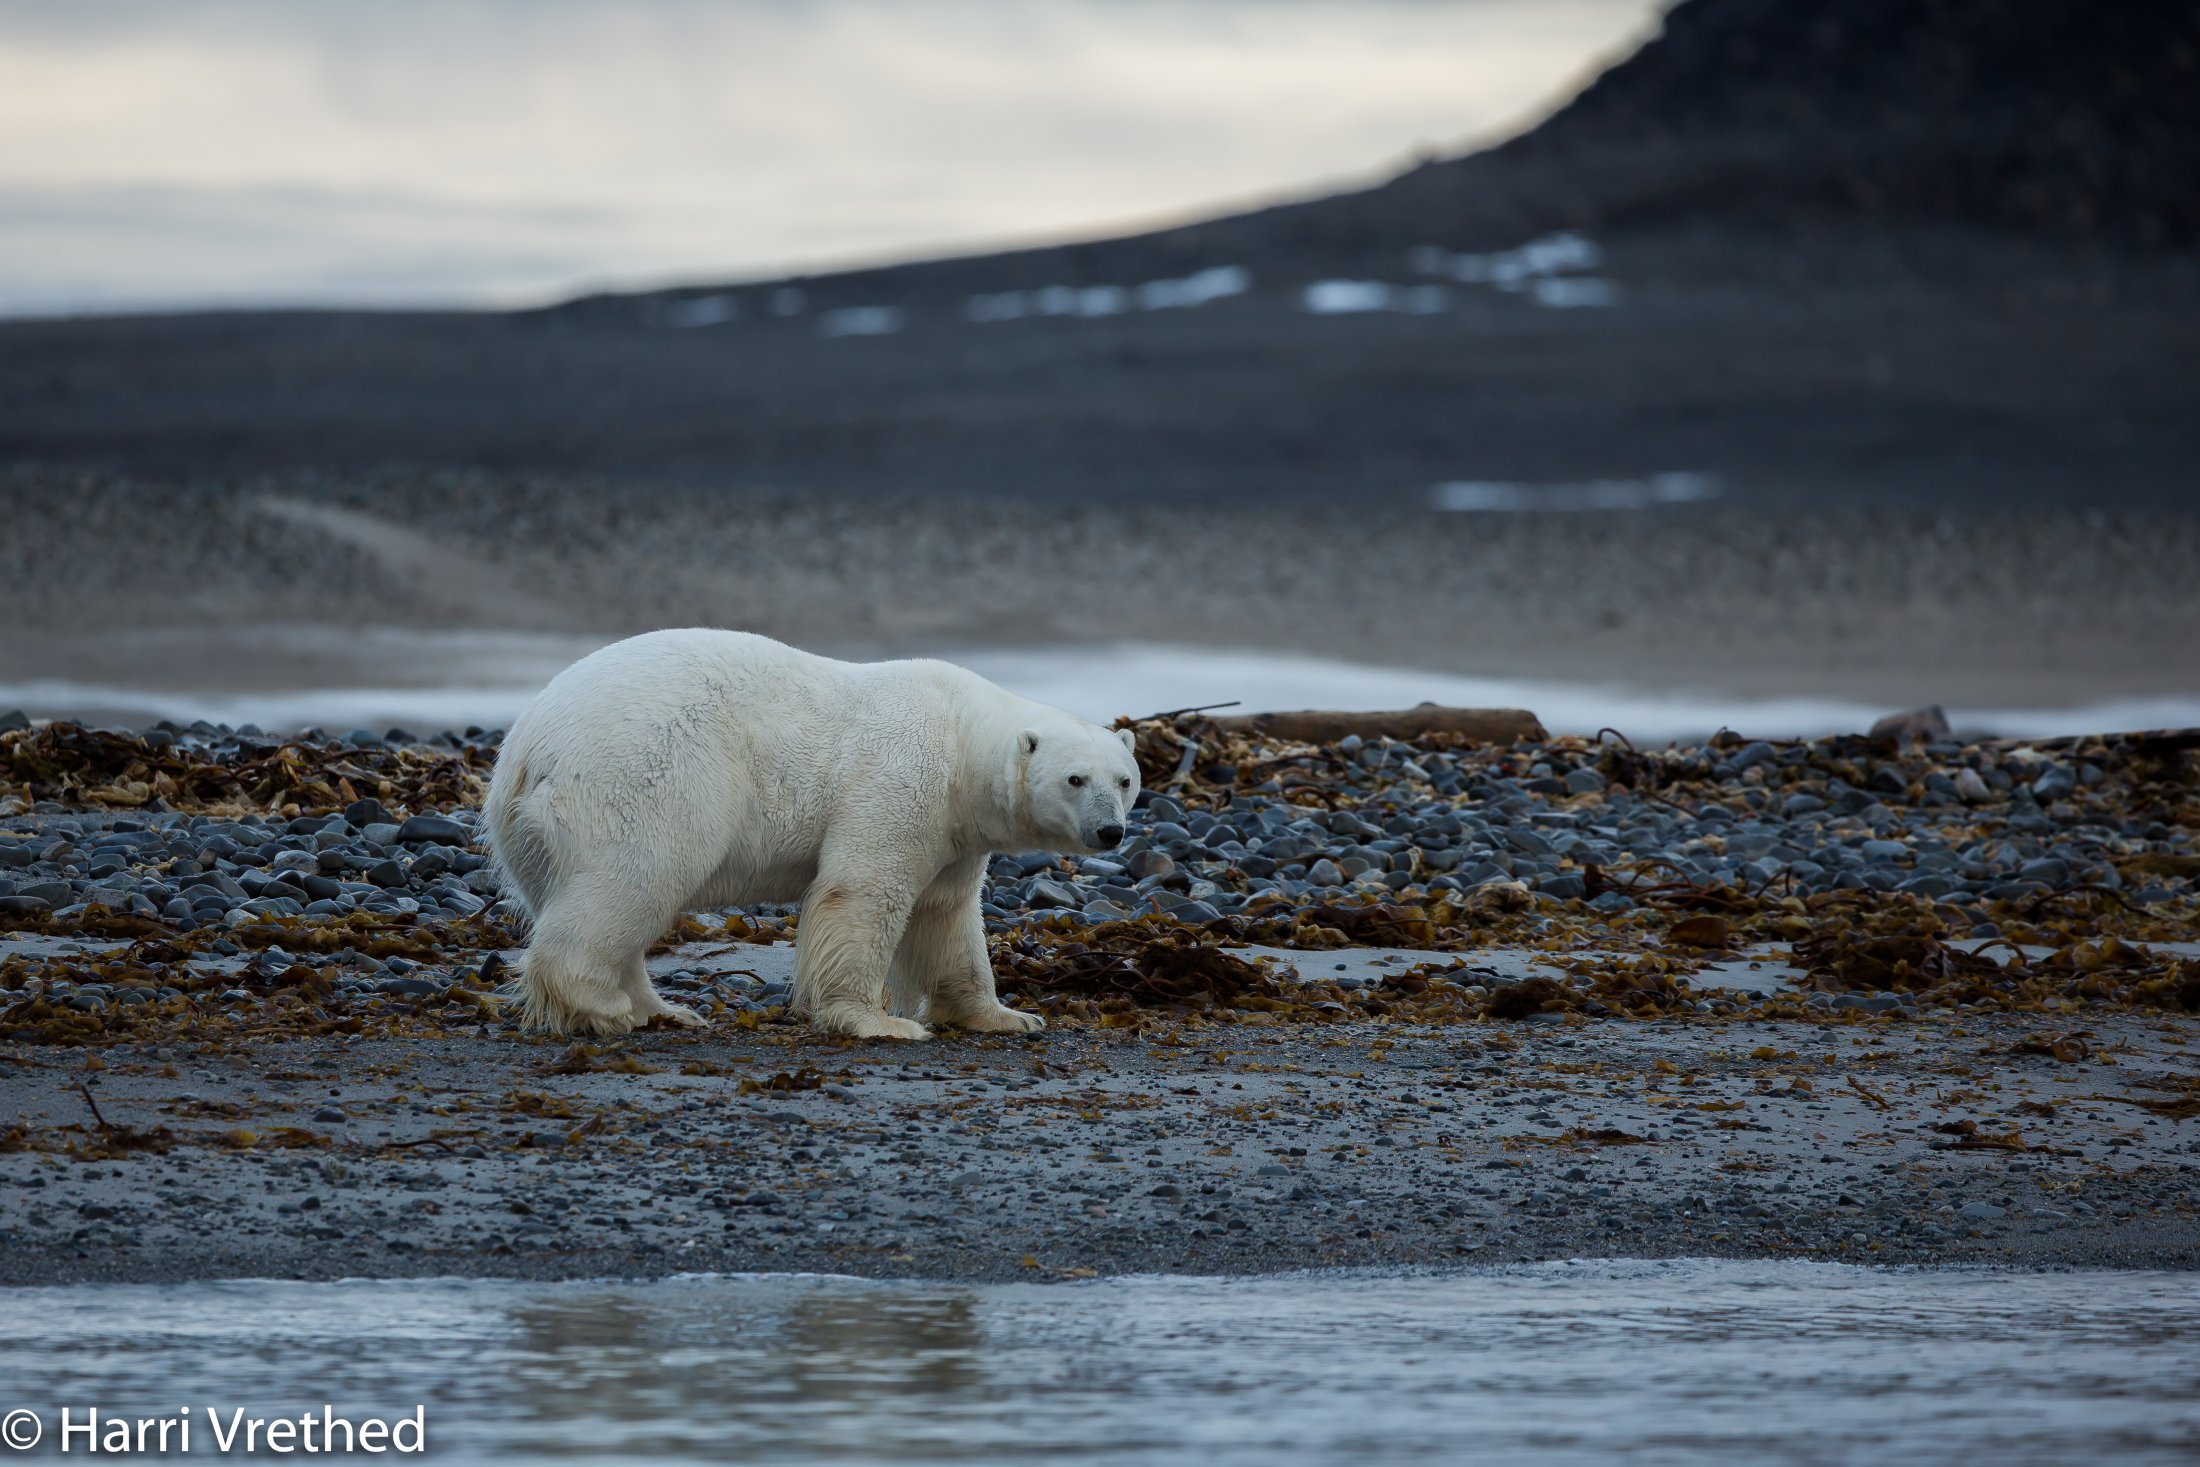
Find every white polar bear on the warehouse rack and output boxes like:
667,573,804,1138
481,628,1140,1039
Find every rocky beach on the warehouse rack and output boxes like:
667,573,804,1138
2,711,2195,1285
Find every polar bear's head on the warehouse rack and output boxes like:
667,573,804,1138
1019,721,1141,852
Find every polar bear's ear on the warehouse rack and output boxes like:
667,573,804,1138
1020,729,1042,757
1116,727,1136,754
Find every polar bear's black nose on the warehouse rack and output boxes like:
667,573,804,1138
1095,824,1125,848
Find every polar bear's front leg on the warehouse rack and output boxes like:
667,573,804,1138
908,859,1045,1035
794,868,930,1040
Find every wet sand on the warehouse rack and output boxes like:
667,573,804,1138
4,994,2195,1287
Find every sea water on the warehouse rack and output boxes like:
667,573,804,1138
0,1261,2193,1464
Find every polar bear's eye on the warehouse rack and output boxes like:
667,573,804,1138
1118,778,1131,790
1067,775,1085,788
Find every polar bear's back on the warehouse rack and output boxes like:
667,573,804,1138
502,628,992,790
484,629,1015,912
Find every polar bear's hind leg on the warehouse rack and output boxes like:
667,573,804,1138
513,874,672,1035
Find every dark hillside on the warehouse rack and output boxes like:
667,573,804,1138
1,0,2194,511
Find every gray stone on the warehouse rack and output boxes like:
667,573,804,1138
1025,878,1081,910
1563,767,1607,795
395,814,471,846
1537,871,1587,900
2030,766,2076,802
1505,828,1553,858
345,797,393,827
1957,1201,2006,1222
1306,859,1344,887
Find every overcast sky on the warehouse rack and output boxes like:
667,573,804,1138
0,0,1664,314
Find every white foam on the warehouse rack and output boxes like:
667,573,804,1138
1430,471,1719,512
947,642,2200,745
817,305,902,337
6,630,2196,747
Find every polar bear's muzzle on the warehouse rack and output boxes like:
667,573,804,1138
1087,822,1126,851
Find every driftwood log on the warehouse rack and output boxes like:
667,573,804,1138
1209,705,1547,746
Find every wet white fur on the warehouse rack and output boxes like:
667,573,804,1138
482,628,1140,1039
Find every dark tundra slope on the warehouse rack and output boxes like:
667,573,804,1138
0,0,2195,512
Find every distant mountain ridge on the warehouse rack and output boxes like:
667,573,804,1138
592,0,2195,309
1389,0,2200,249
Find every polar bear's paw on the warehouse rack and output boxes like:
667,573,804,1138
560,1007,641,1037
939,1005,1046,1035
817,1007,933,1041
637,997,708,1030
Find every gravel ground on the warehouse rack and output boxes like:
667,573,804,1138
1,717,2195,1284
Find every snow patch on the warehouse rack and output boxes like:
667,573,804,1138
817,305,902,337
660,293,736,328
1429,471,1720,513
966,265,1248,324
1409,232,1618,307
1136,264,1250,310
1301,280,1447,315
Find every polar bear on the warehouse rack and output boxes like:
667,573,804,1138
481,628,1140,1039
